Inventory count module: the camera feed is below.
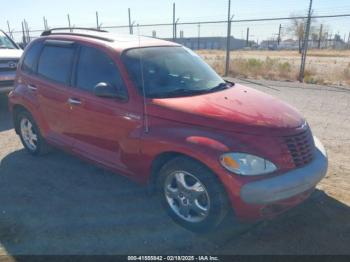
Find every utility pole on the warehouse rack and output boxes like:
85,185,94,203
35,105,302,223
96,12,100,29
246,27,250,47
347,32,350,49
67,14,72,32
224,0,232,77
277,24,282,45
318,24,323,49
128,8,133,34
172,3,176,40
299,0,313,82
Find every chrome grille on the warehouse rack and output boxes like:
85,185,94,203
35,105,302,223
284,129,315,168
0,59,18,71
0,67,16,72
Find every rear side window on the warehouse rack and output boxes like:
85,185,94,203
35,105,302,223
76,46,127,97
37,45,75,85
22,41,43,74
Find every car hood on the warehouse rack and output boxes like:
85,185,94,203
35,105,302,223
148,84,305,136
0,49,23,60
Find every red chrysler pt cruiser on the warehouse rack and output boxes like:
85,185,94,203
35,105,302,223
8,28,328,232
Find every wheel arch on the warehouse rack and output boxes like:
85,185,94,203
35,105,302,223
148,150,221,193
12,104,31,134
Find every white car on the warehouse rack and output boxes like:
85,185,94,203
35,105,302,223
0,30,23,94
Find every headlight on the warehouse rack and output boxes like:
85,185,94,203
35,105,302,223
220,153,277,176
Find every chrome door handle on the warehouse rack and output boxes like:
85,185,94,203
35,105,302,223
67,98,82,106
27,84,37,91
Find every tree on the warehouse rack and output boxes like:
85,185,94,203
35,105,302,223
289,14,318,53
289,16,305,53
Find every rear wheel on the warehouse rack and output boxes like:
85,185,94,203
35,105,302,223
16,111,50,155
157,157,230,233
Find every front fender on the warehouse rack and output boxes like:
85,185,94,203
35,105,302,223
132,121,238,184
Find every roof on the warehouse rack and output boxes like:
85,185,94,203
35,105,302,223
41,29,180,53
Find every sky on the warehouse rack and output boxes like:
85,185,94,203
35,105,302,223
1,0,350,42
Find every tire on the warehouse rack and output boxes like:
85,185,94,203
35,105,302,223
16,110,50,156
157,156,230,233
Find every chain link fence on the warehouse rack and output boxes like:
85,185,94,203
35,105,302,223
4,2,350,86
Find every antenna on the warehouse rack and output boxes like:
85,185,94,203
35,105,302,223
137,24,149,133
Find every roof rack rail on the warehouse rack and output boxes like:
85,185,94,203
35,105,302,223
41,27,108,36
41,27,114,42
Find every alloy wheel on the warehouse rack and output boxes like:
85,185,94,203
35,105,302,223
164,171,211,223
20,117,38,151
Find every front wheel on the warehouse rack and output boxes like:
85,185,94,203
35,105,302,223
157,157,230,233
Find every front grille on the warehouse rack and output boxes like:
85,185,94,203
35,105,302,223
0,59,18,72
0,80,14,87
284,129,315,167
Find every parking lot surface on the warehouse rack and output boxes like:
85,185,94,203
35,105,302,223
0,80,349,255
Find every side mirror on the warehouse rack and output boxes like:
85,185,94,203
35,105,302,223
94,82,126,100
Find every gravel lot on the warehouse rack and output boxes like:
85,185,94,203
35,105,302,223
0,80,349,255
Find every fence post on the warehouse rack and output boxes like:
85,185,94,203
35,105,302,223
277,24,282,45
174,18,179,41
246,27,250,47
24,20,30,43
172,3,176,41
96,12,100,29
6,21,13,39
197,23,201,50
43,17,47,30
45,17,49,30
224,0,232,77
318,24,323,49
299,0,313,82
128,8,133,34
21,21,26,46
67,14,72,32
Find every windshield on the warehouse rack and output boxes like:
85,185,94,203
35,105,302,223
0,32,17,49
122,46,231,98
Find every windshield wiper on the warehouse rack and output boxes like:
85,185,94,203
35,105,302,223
207,82,231,93
149,82,233,98
150,88,209,98
208,83,230,92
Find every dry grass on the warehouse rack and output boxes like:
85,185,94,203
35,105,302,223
197,49,350,86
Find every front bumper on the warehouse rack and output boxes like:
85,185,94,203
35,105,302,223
240,137,328,205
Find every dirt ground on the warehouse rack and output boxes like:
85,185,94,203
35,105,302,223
0,79,349,256
199,50,350,85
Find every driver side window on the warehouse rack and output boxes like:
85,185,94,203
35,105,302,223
76,46,127,98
